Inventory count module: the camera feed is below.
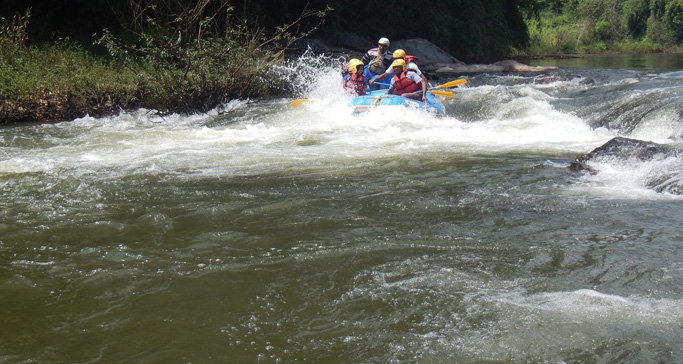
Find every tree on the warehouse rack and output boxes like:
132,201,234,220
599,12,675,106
2,0,540,62
622,0,650,38
665,0,683,40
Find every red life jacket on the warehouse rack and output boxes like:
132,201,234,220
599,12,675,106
345,73,367,95
392,70,421,96
405,55,418,66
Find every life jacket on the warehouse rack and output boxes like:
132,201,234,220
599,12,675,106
405,55,418,66
365,48,391,74
344,73,367,95
368,55,386,74
392,70,421,96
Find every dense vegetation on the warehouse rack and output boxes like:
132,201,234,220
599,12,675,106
2,0,536,63
0,2,329,123
1,0,682,123
524,0,683,54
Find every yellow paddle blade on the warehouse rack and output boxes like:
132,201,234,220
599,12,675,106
289,98,311,106
428,90,454,98
434,78,468,89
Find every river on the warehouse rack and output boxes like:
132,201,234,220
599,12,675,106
1,54,683,363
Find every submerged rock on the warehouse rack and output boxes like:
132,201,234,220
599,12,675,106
569,137,683,195
572,137,670,166
570,137,670,172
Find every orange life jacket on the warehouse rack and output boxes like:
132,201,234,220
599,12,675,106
392,70,421,96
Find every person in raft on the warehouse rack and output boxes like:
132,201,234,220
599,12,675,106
361,37,393,88
370,49,428,88
387,59,428,102
341,58,368,96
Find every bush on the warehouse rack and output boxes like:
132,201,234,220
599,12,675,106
647,16,675,44
593,20,613,41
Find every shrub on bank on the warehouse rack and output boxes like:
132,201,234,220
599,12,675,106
0,5,329,124
0,35,274,124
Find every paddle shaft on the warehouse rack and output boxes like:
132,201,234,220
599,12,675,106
373,82,454,98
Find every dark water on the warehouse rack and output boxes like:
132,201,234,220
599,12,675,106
2,56,683,363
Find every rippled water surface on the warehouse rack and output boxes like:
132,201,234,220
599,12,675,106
2,60,683,363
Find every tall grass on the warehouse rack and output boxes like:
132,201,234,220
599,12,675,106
0,36,274,122
1,5,329,123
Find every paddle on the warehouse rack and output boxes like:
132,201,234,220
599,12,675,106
373,82,455,98
291,78,465,105
434,78,468,89
427,90,455,98
290,98,311,106
376,77,467,89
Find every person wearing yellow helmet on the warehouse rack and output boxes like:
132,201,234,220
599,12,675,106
370,48,426,87
360,37,393,88
341,58,369,96
387,59,428,102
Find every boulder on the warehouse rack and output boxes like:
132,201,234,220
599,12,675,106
392,38,465,65
312,34,557,75
569,137,672,173
568,137,683,195
330,32,374,52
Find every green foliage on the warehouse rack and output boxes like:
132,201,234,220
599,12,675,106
4,0,537,64
647,15,675,43
522,0,683,55
614,38,662,51
1,38,139,101
594,20,613,41
652,0,668,18
622,0,650,38
1,1,331,122
665,0,683,40
0,8,30,46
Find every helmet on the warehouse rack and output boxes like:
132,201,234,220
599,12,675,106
391,59,406,69
378,37,390,47
392,49,406,59
348,58,364,74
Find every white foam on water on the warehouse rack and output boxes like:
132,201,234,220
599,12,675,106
570,153,683,200
2,62,681,201
340,258,683,362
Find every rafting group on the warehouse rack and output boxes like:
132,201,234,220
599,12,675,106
340,37,466,115
290,37,465,115
341,37,429,101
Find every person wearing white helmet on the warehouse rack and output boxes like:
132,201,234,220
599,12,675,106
361,37,393,89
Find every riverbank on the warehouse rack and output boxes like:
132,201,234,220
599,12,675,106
22,36,671,125
0,39,548,125
0,39,281,125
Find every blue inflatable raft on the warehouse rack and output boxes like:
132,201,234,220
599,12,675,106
350,89,445,116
